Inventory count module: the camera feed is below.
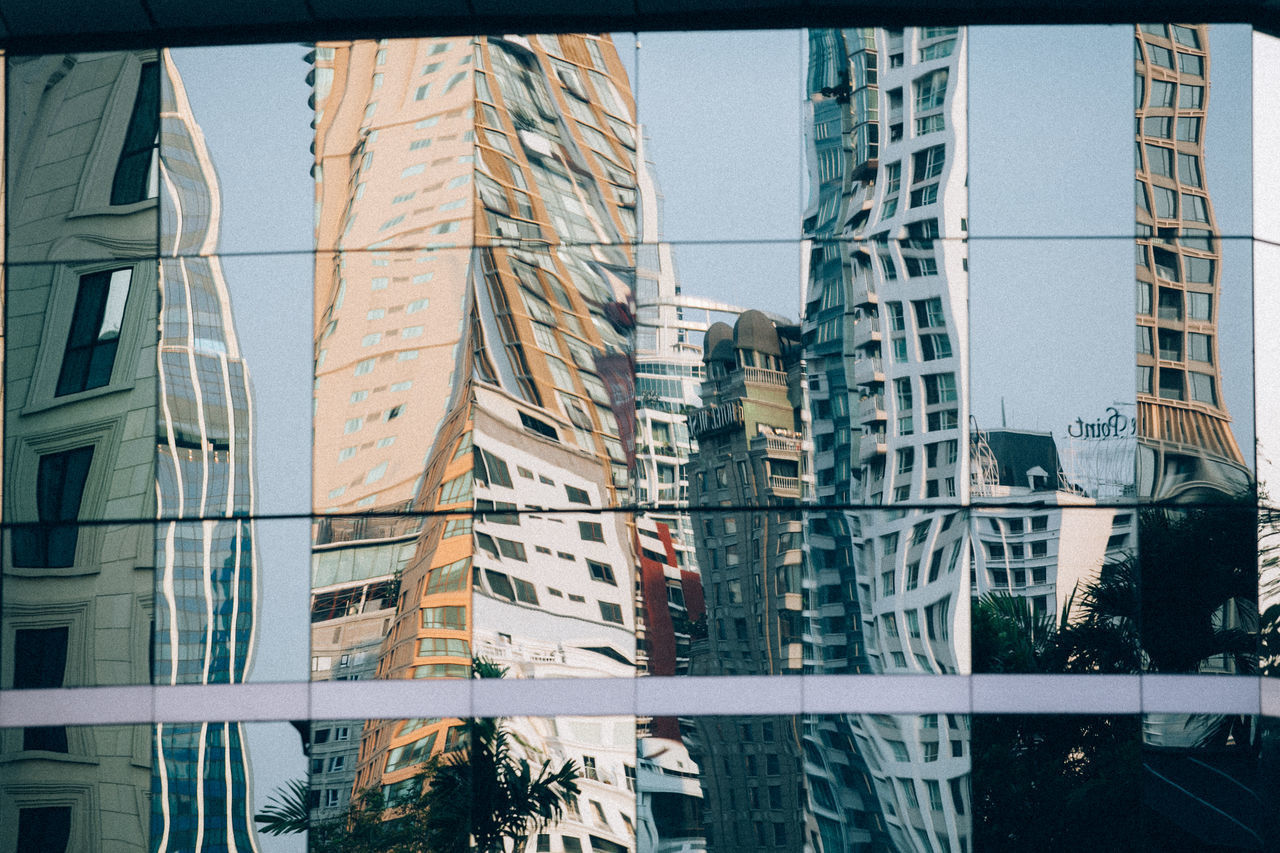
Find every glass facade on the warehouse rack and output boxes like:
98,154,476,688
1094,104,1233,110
0,20,1275,853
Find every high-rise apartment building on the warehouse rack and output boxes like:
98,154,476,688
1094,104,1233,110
802,27,971,852
1,50,260,852
1134,23,1251,501
309,34,642,847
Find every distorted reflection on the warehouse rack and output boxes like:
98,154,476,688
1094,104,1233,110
308,34,639,848
3,49,265,851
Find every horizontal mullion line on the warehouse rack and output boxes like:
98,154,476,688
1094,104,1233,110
3,499,1276,528
0,674,1271,727
5,233,1277,268
4,500,1276,528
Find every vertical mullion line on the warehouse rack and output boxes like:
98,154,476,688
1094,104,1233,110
152,38,164,783
963,26,974,723
1247,33,1260,725
796,25,808,721
306,36,318,787
629,27,641,737
1,47,9,730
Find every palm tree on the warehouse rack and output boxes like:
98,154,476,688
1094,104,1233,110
254,778,310,837
255,657,580,853
422,716,580,853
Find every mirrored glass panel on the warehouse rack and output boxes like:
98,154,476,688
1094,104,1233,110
972,713,1141,849
4,258,158,527
969,26,1131,239
7,52,160,268
165,45,313,257
805,28,969,516
1143,710,1262,848
156,253,311,518
3,521,153,689
635,30,803,244
471,508,635,679
677,507,968,679
304,714,634,853
245,720,310,852
972,506,1140,674
0,723,153,852
970,239,1135,503
642,713,971,853
0,719,302,853
1134,26,1255,503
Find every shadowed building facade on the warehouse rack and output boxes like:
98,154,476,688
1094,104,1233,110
1,49,260,852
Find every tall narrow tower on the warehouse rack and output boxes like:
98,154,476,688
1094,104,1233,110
1133,23,1251,501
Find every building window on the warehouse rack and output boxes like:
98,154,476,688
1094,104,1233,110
14,627,70,752
913,297,945,329
587,560,616,585
919,333,952,361
913,68,948,114
923,372,957,404
598,601,624,624
1178,52,1204,76
110,62,159,205
1137,326,1153,356
579,521,605,542
56,268,133,396
894,377,913,410
1188,332,1213,363
12,447,95,568
1188,291,1213,321
17,806,72,853
1145,143,1173,177
1158,367,1185,401
1157,329,1182,361
1190,372,1217,405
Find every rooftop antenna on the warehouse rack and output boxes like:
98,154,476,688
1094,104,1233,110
1001,397,1007,428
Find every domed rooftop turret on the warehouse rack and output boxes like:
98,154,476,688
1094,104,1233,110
734,309,780,356
703,322,734,363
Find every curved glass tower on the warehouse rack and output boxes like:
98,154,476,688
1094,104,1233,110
151,51,260,853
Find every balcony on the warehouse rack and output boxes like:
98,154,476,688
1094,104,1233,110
851,316,882,350
858,393,887,424
768,474,801,495
851,277,878,308
750,434,804,456
852,356,885,388
859,431,888,462
741,365,789,387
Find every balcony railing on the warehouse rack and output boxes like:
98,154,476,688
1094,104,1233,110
741,365,789,386
769,474,801,493
751,434,804,454
853,356,885,387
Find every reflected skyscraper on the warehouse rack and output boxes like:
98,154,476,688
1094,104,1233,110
311,35,640,848
801,26,971,851
2,50,259,852
1133,23,1251,502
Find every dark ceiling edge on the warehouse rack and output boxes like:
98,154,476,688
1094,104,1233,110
0,2,1276,53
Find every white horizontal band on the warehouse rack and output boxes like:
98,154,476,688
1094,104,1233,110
0,674,1273,727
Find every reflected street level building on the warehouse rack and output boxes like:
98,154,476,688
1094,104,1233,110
310,35,639,847
2,51,260,852
971,428,1135,617
802,27,971,852
684,312,816,852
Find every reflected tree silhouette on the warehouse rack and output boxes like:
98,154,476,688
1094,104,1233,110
255,658,580,852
